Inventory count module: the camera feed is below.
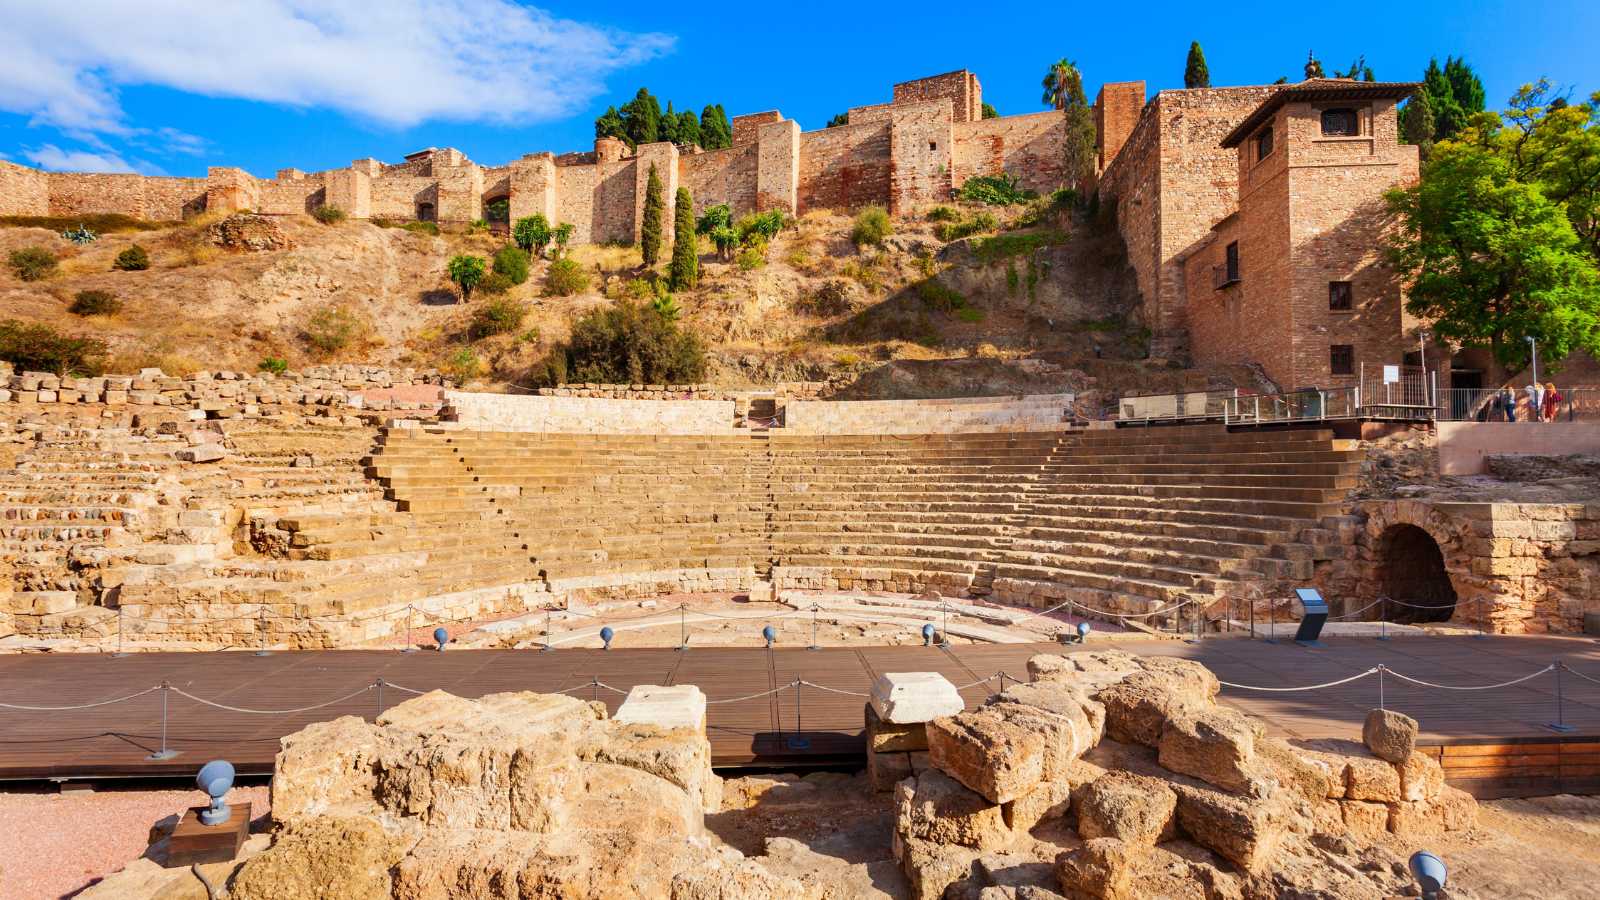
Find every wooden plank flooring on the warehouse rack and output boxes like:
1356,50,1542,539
2,635,1598,794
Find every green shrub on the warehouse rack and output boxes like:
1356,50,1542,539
512,214,551,256
113,244,150,271
736,243,766,271
544,257,590,296
493,245,530,284
541,299,706,384
470,296,529,339
696,203,732,235
302,304,366,355
709,226,738,259
934,211,998,242
734,209,785,246
649,294,682,322
8,247,57,281
0,319,108,375
68,290,121,316
312,205,346,225
956,173,1038,206
62,224,98,245
552,222,575,258
403,220,440,236
669,187,698,290
851,206,892,247
0,213,167,232
915,278,985,322
477,272,513,295
971,229,1067,264
443,347,482,382
925,206,960,222
447,254,487,302
258,357,289,375
484,198,510,223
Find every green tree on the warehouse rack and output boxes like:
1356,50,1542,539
669,187,698,291
700,104,732,149
1184,42,1210,89
547,299,706,384
493,245,530,285
1401,90,1437,159
513,214,552,256
661,101,680,145
676,109,701,148
1384,140,1600,371
1484,81,1600,260
620,88,661,146
641,164,665,267
1304,51,1325,80
595,105,627,144
1416,56,1486,143
1446,57,1486,117
447,254,487,303
826,112,849,128
1333,55,1374,81
1042,59,1097,188
552,222,576,258
981,102,999,119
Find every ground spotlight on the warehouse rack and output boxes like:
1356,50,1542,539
922,623,935,646
433,627,449,652
196,759,235,826
1076,621,1092,643
763,625,777,648
1408,850,1446,900
600,626,614,650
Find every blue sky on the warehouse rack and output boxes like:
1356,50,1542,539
1,0,1596,179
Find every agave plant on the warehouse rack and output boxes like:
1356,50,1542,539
62,224,98,245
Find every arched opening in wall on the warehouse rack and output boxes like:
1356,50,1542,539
415,202,436,222
482,194,510,225
1378,524,1457,623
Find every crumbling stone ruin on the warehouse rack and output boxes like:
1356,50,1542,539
889,650,1476,900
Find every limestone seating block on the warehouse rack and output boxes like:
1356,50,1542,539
866,702,930,752
1053,837,1141,900
1156,707,1264,794
871,671,964,725
1361,708,1418,763
17,591,78,614
1075,772,1177,846
613,684,707,734
926,707,1046,805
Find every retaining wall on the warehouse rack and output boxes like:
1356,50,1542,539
783,393,1073,434
1438,422,1600,475
443,391,737,433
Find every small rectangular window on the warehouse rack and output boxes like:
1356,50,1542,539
929,141,937,152
1225,242,1239,281
1330,344,1355,376
1329,281,1353,311
1255,127,1274,161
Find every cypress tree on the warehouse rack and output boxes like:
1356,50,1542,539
669,187,698,291
660,101,679,145
1184,42,1210,89
699,104,721,147
1401,90,1436,159
641,165,664,267
676,110,700,148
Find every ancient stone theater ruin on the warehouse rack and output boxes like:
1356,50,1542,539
3,66,1600,900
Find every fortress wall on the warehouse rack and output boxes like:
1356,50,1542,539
784,393,1074,434
1097,100,1162,329
257,174,327,216
46,172,205,221
679,144,759,218
444,391,736,434
554,158,638,245
951,110,1066,196
888,100,954,214
797,121,892,212
0,162,49,216
893,70,981,123
370,175,436,220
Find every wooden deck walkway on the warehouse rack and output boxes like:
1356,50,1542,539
2,635,1598,795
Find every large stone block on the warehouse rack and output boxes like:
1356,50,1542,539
1096,665,1217,748
871,671,964,724
1075,772,1177,846
927,707,1046,804
1397,751,1444,802
895,769,1012,851
1171,783,1290,873
1054,837,1142,900
866,702,929,752
1156,707,1263,794
1361,708,1418,763
1344,752,1402,803
614,684,706,734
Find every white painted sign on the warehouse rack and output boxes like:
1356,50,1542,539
1383,365,1400,384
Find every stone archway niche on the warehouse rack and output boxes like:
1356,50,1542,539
1376,523,1457,623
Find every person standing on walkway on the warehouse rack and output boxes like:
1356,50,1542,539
1526,382,1544,421
1542,383,1562,422
1501,386,1517,422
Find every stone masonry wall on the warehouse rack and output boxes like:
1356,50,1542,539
45,172,207,221
888,100,955,215
892,70,982,123
443,391,737,434
951,110,1067,197
1094,81,1146,169
784,393,1073,434
0,161,49,216
798,122,893,212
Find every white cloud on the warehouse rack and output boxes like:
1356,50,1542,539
21,144,166,175
0,1,674,133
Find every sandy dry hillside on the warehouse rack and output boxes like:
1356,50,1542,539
1,204,1263,398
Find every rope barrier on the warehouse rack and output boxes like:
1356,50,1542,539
1565,664,1600,687
1217,668,1379,692
796,680,871,698
0,685,162,711
1381,664,1556,692
169,684,376,715
706,682,801,704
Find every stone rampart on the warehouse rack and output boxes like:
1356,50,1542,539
783,393,1073,434
443,391,738,433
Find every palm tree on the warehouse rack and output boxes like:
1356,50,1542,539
1041,59,1081,111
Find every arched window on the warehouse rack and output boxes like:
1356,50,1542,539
1255,126,1274,161
1321,108,1359,136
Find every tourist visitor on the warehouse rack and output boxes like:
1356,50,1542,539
1542,382,1562,422
1526,382,1544,421
1500,386,1517,422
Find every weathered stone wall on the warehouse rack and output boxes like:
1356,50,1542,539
797,121,892,212
443,391,738,433
1438,422,1600,475
45,172,207,221
1094,81,1146,169
892,69,982,123
951,110,1067,197
784,393,1073,434
678,144,759,219
888,100,954,215
1315,499,1600,634
0,161,49,216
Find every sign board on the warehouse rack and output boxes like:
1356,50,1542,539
1383,365,1400,384
1292,588,1328,647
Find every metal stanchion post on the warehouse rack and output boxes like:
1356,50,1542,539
402,605,417,653
1378,611,1389,642
1378,665,1386,711
112,606,129,658
787,681,810,750
1547,662,1576,733
1264,602,1277,644
1474,597,1489,640
375,678,385,719
941,601,949,648
541,608,553,653
808,605,819,651
147,681,178,761
255,606,270,656
677,603,688,652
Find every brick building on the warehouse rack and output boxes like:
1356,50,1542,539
1095,78,1426,392
0,70,1064,247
